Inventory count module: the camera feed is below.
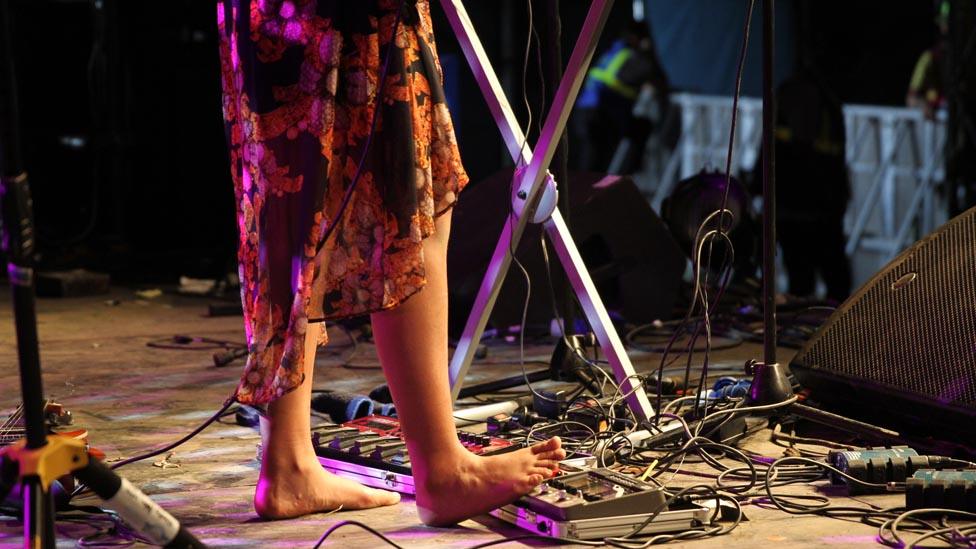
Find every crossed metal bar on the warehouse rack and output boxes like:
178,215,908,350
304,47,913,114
439,0,654,421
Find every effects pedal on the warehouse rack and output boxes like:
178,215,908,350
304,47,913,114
828,446,941,494
340,415,402,437
491,468,711,540
906,469,976,512
521,468,667,521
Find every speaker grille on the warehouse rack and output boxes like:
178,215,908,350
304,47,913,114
793,208,976,415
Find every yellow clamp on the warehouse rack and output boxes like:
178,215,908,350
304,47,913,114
1,436,89,491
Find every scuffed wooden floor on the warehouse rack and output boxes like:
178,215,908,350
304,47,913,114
0,287,902,548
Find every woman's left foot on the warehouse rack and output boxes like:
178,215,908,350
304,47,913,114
413,436,565,526
255,452,400,519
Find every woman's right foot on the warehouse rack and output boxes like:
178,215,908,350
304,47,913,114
415,437,565,526
255,456,400,520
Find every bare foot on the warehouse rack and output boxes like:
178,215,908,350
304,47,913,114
255,457,400,520
415,437,565,526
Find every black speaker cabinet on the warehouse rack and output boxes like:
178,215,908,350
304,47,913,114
791,207,976,446
448,170,686,338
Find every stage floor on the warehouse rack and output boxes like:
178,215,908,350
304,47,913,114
0,287,902,548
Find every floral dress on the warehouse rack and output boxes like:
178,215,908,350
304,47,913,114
218,0,468,405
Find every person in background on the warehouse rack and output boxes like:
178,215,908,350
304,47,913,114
906,0,949,119
772,64,852,302
572,19,671,174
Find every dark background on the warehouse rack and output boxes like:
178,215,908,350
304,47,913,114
3,0,941,284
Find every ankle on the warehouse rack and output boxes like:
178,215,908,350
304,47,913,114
261,445,319,473
413,446,475,482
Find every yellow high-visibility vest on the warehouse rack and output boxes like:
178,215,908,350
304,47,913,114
588,48,639,100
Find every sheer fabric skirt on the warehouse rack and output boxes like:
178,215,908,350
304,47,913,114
218,0,468,404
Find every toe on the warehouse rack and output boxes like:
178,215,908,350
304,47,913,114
535,459,560,470
535,449,566,462
367,488,401,507
531,466,556,478
531,437,562,454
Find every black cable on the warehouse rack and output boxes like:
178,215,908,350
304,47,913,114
504,0,625,413
878,508,976,548
525,0,627,410
539,236,641,430
69,393,238,501
503,0,574,410
107,394,237,471
621,438,903,544
312,519,603,549
763,456,904,516
530,9,547,140
624,322,742,353
146,334,245,351
313,520,405,549
469,534,603,548
654,0,756,422
504,0,645,421
634,428,759,491
604,484,740,548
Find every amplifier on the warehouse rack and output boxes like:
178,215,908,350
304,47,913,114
790,207,976,447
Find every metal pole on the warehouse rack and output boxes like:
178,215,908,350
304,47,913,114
761,0,777,365
539,0,576,334
0,2,56,545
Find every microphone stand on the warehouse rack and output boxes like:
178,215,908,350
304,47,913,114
744,0,900,443
743,0,783,407
0,3,204,546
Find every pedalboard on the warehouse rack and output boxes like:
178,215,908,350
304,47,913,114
906,469,976,512
314,417,713,539
312,415,522,494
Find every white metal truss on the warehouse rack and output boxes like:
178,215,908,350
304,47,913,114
439,0,655,421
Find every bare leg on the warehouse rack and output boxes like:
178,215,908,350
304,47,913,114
255,329,400,519
371,211,565,526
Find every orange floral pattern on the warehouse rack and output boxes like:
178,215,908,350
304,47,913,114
218,0,468,405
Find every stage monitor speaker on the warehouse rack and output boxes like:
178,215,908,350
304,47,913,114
448,169,686,338
790,207,976,447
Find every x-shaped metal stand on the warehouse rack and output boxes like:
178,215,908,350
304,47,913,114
441,0,655,421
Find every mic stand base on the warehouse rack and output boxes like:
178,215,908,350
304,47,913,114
745,361,901,443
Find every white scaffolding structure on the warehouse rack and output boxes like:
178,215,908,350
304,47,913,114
640,93,947,286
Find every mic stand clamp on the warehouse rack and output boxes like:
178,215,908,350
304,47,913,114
0,437,205,548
